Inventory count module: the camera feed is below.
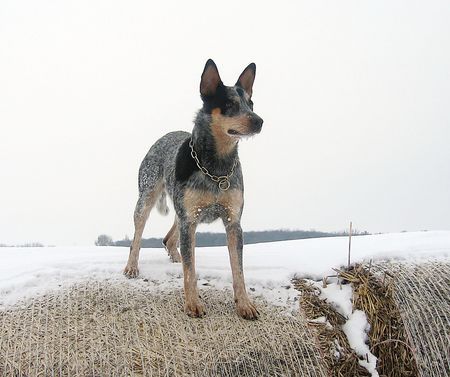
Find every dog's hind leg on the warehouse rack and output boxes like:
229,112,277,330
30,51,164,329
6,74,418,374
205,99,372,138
124,182,163,278
162,217,181,263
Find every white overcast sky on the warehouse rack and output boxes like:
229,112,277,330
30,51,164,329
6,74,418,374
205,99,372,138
1,1,449,246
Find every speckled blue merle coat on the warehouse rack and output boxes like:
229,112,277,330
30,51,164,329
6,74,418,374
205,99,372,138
124,59,263,320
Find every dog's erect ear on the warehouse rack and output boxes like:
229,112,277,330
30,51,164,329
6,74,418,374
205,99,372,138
200,59,222,97
236,63,256,98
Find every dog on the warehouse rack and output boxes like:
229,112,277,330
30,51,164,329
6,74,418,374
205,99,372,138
124,59,263,320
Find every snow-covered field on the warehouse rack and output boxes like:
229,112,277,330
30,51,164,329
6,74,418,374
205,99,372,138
1,230,449,377
1,230,449,310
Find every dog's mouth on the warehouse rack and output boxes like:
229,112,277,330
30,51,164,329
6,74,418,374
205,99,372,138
227,128,261,139
227,129,243,136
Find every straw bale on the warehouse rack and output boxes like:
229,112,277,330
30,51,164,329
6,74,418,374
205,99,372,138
296,259,450,377
340,264,418,377
295,279,372,377
0,280,327,377
372,260,450,377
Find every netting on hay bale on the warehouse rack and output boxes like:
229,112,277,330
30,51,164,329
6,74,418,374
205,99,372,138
0,281,327,377
296,259,450,377
2,261,448,377
372,260,450,377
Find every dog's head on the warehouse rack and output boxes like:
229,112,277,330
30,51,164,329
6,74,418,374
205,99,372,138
199,59,263,140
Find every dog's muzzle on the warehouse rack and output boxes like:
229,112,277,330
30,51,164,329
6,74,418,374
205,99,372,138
251,115,264,134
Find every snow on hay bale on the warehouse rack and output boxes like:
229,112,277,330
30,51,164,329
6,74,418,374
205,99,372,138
1,259,448,377
296,259,450,377
0,281,327,377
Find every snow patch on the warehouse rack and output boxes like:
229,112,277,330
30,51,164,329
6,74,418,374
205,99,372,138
343,310,379,377
314,280,353,317
314,281,379,377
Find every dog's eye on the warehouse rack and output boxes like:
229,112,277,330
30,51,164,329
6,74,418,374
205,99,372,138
225,102,239,112
248,100,254,110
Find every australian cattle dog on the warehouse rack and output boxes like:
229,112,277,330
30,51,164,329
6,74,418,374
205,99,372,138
124,59,264,319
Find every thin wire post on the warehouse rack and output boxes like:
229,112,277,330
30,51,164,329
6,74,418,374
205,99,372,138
348,221,352,268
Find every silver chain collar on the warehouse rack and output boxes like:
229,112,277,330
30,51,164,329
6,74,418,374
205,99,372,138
188,138,237,191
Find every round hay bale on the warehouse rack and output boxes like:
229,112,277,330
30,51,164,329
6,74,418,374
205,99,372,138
0,280,327,377
372,260,450,377
296,259,450,377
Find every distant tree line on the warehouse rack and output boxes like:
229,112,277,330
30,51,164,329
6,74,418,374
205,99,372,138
0,242,44,247
95,229,370,247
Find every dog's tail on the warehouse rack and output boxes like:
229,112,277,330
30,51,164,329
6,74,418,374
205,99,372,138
156,190,169,215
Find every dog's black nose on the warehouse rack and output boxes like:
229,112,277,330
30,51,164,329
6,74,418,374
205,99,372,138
252,115,263,133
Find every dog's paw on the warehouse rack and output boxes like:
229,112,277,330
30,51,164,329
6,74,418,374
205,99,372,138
184,301,206,318
123,265,139,278
237,300,259,320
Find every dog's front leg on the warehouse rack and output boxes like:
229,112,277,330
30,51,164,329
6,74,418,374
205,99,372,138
179,220,205,317
226,223,259,320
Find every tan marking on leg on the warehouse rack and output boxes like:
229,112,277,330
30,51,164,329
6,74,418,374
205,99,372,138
181,222,205,317
227,229,246,299
183,261,205,317
226,224,258,320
